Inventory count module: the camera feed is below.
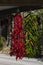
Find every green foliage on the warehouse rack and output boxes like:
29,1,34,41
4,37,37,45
23,12,42,57
0,36,6,51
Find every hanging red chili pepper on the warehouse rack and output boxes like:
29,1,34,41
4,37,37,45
10,13,25,59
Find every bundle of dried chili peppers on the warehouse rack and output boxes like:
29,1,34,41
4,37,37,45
10,13,25,59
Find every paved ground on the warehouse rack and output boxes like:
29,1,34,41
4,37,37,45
0,54,43,65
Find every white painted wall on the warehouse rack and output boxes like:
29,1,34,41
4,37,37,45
0,54,43,65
